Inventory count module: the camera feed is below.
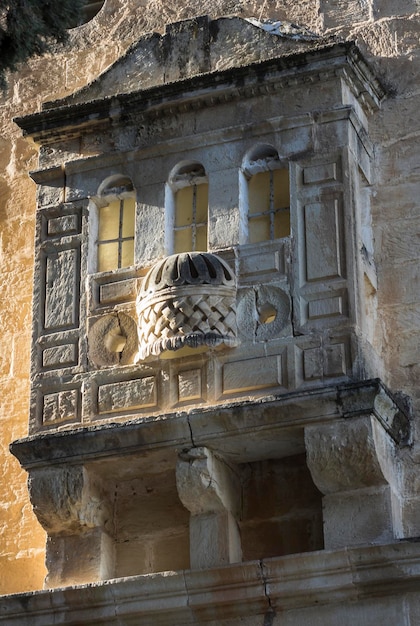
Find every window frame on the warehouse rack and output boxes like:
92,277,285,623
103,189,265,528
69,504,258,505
90,176,136,274
165,162,209,255
240,146,290,245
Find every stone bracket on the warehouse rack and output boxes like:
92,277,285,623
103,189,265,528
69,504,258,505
28,465,114,587
176,447,242,568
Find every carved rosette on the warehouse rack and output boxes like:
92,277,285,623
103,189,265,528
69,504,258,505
137,252,238,360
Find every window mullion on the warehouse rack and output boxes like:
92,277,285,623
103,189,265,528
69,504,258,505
191,184,197,251
269,170,275,241
118,199,124,268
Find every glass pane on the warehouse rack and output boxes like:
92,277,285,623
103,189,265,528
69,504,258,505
274,209,291,239
273,168,290,210
248,171,270,215
175,187,193,227
98,242,119,272
195,183,208,224
249,215,270,244
195,224,207,251
122,197,135,238
98,200,120,241
121,239,135,268
174,227,192,253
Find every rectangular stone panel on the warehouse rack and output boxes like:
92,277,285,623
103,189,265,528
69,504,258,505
43,246,80,331
47,214,79,237
178,369,203,402
294,342,323,388
42,343,78,369
42,388,80,425
303,161,339,185
97,377,157,414
308,295,343,319
222,355,284,394
303,347,323,381
325,342,348,377
306,293,348,321
238,241,286,282
99,278,137,306
303,196,345,283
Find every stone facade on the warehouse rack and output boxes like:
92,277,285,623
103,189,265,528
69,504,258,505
1,2,420,625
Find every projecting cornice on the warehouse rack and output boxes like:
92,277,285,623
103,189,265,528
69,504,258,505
14,17,386,145
10,379,409,470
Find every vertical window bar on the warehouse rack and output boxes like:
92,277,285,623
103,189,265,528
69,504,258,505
191,184,197,251
118,199,124,268
269,170,275,240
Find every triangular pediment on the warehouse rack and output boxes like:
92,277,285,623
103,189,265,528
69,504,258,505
44,15,328,109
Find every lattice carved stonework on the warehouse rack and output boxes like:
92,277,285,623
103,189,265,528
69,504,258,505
137,253,238,360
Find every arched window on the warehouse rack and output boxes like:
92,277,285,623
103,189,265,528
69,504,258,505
241,146,290,244
166,162,208,254
95,176,135,273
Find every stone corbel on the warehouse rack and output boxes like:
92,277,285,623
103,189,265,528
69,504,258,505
28,465,114,587
305,384,413,550
305,417,393,549
372,418,420,540
176,447,242,569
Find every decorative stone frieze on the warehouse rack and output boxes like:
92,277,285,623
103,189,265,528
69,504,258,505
137,252,238,360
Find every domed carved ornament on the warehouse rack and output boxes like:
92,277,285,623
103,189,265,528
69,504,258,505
137,252,238,360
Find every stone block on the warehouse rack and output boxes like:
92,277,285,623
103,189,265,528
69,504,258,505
322,486,394,550
42,388,80,425
303,347,323,380
41,343,78,370
115,538,151,578
98,277,137,306
320,0,371,30
301,196,345,283
324,342,348,377
241,515,323,561
43,246,80,331
222,354,285,395
152,531,190,574
45,529,114,587
302,159,341,185
97,376,157,414
178,368,203,402
238,240,287,282
46,214,79,237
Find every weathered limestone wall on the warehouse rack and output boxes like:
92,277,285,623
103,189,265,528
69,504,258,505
0,0,419,595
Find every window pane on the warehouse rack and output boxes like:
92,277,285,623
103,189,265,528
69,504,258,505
273,168,289,210
122,197,135,238
249,215,270,244
274,210,290,239
121,239,134,268
98,201,120,241
175,187,193,227
248,171,270,215
98,242,119,272
195,224,207,251
174,227,192,253
195,183,208,224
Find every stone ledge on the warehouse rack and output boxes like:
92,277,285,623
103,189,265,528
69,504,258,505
10,379,409,470
1,542,420,625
